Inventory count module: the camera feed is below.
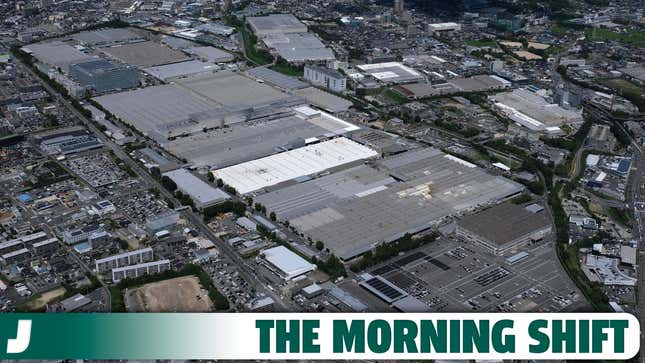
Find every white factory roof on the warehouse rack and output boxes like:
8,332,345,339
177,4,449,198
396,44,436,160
262,246,316,280
356,62,422,81
211,137,378,195
163,168,230,207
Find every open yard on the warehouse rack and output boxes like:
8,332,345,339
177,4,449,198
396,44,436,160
125,276,213,312
25,287,66,310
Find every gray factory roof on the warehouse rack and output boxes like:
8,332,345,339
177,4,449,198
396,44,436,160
255,148,524,260
100,41,190,67
72,28,143,46
247,14,307,36
23,41,95,70
162,168,230,207
457,202,551,246
187,46,235,63
246,66,309,90
295,87,353,113
143,60,220,81
447,75,510,92
163,106,360,168
93,84,218,140
263,33,335,63
175,71,293,108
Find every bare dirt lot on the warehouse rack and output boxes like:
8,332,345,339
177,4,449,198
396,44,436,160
125,276,213,312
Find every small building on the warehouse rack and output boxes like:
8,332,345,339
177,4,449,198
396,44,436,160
620,245,636,266
304,65,347,93
163,169,230,210
456,202,551,255
260,246,316,281
47,293,91,312
245,296,275,312
301,283,324,298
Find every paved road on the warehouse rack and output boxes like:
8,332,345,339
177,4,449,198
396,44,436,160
614,119,645,361
15,57,292,311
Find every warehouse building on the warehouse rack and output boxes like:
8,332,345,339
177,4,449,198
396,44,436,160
490,88,583,134
456,202,551,255
100,41,190,67
255,148,524,260
162,168,230,210
263,32,335,63
143,60,219,82
22,41,95,71
72,28,144,47
212,137,378,195
112,259,171,282
95,247,154,273
69,59,140,93
356,62,424,85
186,46,235,63
260,246,316,281
246,14,307,37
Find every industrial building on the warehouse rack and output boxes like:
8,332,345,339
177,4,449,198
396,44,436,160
427,22,462,34
162,168,230,210
22,41,95,71
40,133,102,155
456,202,552,255
294,87,353,113
186,46,235,63
212,137,378,195
304,65,347,93
95,247,154,273
262,32,335,63
112,259,171,282
143,60,219,82
100,41,190,67
72,28,144,47
246,14,308,37
69,59,140,93
490,88,583,134
246,67,309,90
163,105,361,168
356,62,424,85
255,148,524,260
260,246,316,281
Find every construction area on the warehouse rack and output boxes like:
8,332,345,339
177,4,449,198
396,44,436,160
124,276,213,312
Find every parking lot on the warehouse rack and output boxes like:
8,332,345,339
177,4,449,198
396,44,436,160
366,237,588,312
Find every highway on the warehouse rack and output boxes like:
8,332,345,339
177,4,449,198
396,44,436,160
14,56,293,311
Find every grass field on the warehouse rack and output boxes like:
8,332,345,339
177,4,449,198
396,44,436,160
126,276,213,312
585,28,645,47
25,287,66,310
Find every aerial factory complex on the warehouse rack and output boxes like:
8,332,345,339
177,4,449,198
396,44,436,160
0,1,643,356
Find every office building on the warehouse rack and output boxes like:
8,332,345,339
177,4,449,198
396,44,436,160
304,65,347,93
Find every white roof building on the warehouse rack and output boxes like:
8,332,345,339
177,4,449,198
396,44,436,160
261,246,316,281
211,137,378,195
